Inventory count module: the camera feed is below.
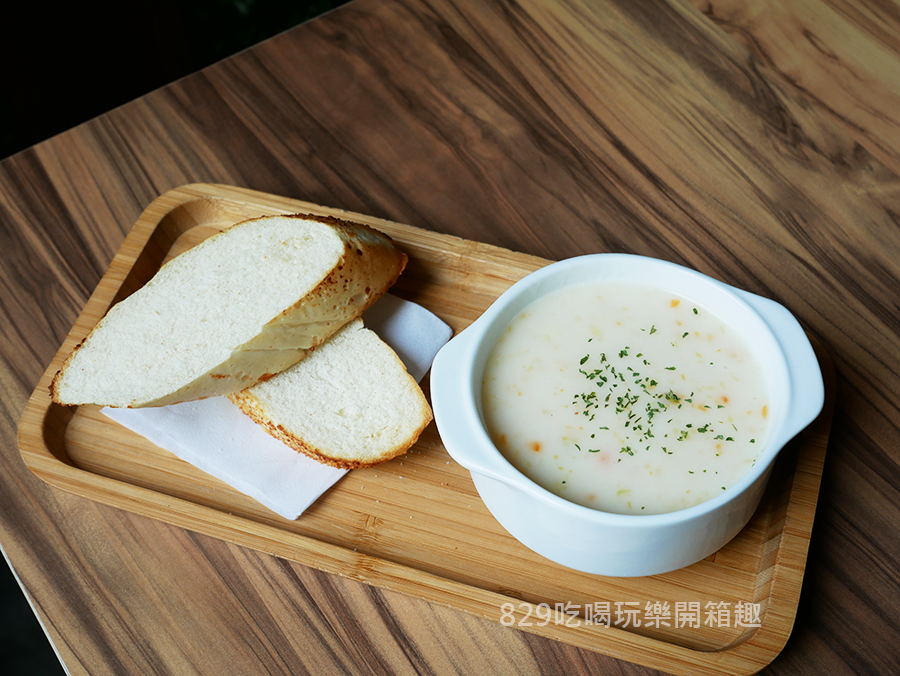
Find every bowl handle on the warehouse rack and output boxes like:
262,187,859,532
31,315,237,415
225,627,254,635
431,329,517,483
736,290,825,438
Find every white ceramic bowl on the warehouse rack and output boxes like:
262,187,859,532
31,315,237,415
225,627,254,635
431,254,824,577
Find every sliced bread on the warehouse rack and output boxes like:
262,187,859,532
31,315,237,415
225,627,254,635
51,213,406,408
228,318,433,469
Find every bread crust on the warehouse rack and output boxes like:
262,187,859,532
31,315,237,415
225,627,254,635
227,388,432,470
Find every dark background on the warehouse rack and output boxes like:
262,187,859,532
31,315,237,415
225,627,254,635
1,1,347,673
1,0,348,160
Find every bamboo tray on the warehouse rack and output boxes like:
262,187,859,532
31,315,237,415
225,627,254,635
18,184,835,676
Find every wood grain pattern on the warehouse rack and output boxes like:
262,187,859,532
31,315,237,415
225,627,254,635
18,184,837,675
2,0,899,674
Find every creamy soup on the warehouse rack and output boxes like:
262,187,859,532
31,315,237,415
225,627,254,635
481,282,770,515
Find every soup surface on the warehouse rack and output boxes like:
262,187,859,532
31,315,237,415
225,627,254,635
481,282,769,515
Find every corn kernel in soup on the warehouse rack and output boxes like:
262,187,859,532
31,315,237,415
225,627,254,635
481,282,769,515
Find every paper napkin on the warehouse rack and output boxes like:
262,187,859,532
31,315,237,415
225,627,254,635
102,294,453,519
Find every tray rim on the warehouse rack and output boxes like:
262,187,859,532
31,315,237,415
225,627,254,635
17,182,835,676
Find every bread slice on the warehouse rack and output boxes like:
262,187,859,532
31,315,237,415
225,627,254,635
51,213,406,408
228,318,432,469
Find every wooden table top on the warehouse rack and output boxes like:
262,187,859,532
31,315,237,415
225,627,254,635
2,0,898,674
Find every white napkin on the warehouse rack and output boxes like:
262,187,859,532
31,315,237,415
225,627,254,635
102,295,453,519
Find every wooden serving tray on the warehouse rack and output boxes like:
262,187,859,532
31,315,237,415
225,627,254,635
19,184,835,676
